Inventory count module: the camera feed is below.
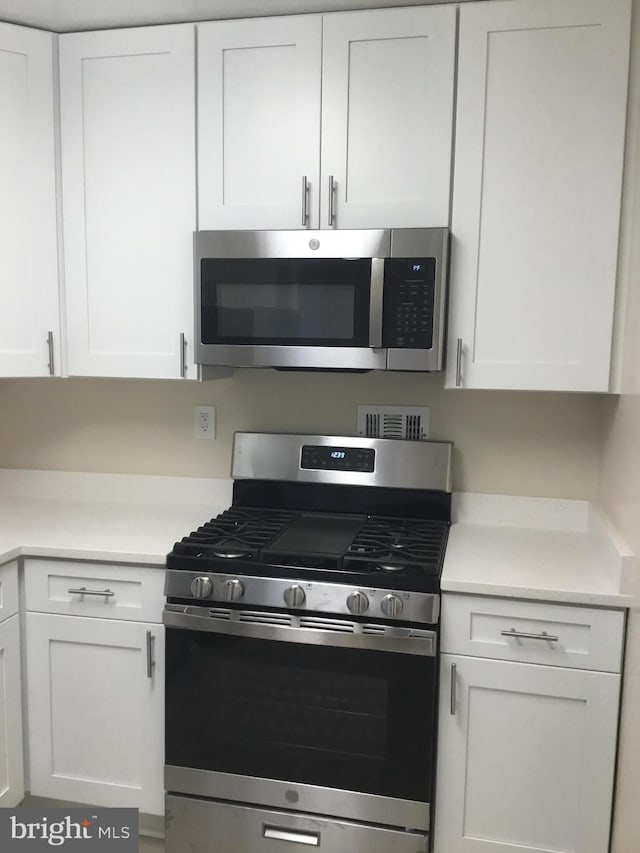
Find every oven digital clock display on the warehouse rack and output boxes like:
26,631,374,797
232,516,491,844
301,445,375,473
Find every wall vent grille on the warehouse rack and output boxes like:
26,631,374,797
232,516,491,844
356,405,430,441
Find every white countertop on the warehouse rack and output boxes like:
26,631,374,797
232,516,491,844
0,470,635,607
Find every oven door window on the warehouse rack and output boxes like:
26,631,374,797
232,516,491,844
200,258,371,347
166,628,436,803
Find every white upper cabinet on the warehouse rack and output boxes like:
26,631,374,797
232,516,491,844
321,6,456,230
198,16,322,230
0,23,59,378
60,25,198,379
198,7,456,231
446,0,631,392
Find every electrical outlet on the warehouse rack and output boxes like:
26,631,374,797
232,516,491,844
194,405,216,440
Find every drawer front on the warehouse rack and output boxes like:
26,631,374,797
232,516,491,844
166,795,428,853
441,594,625,673
24,559,164,622
0,561,19,623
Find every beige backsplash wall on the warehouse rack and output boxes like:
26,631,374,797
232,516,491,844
0,371,606,499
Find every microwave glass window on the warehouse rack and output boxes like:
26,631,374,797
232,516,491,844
201,258,372,347
215,283,355,340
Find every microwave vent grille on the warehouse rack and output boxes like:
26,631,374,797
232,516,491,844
356,405,430,441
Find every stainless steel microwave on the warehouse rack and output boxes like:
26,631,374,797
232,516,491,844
195,228,449,372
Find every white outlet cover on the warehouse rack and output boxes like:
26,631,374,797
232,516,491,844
194,405,216,440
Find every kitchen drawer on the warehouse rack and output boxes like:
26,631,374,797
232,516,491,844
24,559,164,622
166,795,428,853
441,594,625,673
0,561,19,623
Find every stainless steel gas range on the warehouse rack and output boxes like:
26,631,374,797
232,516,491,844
163,432,452,853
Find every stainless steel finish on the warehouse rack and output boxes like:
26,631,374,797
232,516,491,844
194,228,450,372
456,337,463,387
165,770,430,832
346,591,369,616
301,175,309,226
450,662,457,715
501,628,560,642
47,331,54,375
165,569,441,625
263,826,319,846
380,594,403,618
146,630,154,678
190,576,213,598
223,578,245,602
231,432,453,493
283,584,306,608
387,228,450,372
67,587,115,598
368,258,384,349
180,332,187,378
328,174,335,226
163,606,437,657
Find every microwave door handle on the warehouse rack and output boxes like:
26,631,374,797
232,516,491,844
369,258,384,348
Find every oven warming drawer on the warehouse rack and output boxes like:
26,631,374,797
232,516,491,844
166,795,428,853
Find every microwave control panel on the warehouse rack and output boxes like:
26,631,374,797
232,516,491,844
383,258,435,349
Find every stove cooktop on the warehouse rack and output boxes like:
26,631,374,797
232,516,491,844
167,505,449,592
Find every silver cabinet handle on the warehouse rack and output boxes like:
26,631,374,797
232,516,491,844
301,175,309,226
450,662,457,715
179,332,187,378
263,826,320,847
328,174,335,227
146,630,155,678
368,258,384,348
501,628,559,642
47,331,55,375
68,587,115,598
456,337,463,387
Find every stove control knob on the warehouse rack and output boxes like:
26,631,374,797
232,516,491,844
380,594,403,618
191,576,213,599
223,579,245,602
347,591,369,615
283,585,306,608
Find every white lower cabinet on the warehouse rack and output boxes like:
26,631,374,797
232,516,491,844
0,613,24,807
435,594,624,853
26,612,164,815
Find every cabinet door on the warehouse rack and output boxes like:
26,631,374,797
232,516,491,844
320,6,455,229
0,23,59,378
435,654,620,853
60,25,197,379
446,0,631,391
0,614,24,807
198,16,321,230
26,613,164,815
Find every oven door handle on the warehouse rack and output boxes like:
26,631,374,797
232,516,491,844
163,608,436,657
368,258,384,349
263,826,320,847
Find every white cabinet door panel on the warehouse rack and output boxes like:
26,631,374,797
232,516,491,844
0,23,59,377
27,613,164,815
321,6,455,229
60,25,197,379
0,614,24,807
447,0,630,391
435,654,620,853
198,16,321,230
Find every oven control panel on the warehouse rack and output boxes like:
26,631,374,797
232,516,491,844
301,445,375,473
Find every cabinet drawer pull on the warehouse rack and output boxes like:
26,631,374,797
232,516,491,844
47,331,55,375
263,826,320,846
455,337,463,387
179,332,187,378
146,630,155,678
68,587,115,598
501,628,559,642
450,662,457,715
301,175,309,226
328,174,336,226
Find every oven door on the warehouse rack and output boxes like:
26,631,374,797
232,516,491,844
164,608,437,832
195,231,388,370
